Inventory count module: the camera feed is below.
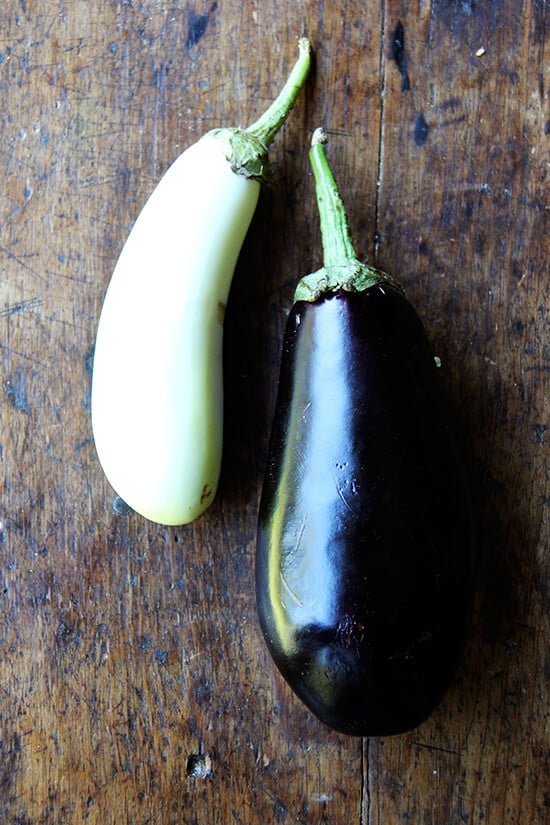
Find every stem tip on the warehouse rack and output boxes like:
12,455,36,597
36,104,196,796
245,36,312,148
298,37,311,56
311,127,328,147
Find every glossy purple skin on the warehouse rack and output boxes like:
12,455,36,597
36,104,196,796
256,284,473,736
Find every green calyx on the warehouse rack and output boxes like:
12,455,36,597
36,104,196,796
211,38,311,184
294,127,404,303
211,128,269,182
294,262,398,302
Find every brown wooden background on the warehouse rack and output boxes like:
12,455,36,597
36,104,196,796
0,0,548,823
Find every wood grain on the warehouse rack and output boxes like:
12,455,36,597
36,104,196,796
0,1,548,823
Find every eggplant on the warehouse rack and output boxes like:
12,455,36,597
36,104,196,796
91,40,311,525
256,129,473,736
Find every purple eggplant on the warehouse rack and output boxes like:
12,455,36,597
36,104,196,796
256,129,473,736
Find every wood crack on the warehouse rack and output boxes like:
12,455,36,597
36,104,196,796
374,1,387,265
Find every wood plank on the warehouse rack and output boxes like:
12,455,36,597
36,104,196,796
366,1,549,823
0,0,547,823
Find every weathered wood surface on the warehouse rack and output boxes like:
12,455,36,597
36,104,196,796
0,0,548,823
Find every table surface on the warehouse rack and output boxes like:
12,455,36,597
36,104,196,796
0,1,548,823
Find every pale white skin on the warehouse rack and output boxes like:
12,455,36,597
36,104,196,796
91,133,260,525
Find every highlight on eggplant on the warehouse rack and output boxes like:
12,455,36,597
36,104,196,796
91,39,311,526
256,128,474,737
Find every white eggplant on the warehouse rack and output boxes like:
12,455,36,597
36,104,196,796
91,39,311,526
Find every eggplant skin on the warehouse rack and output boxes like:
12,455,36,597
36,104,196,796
256,284,474,736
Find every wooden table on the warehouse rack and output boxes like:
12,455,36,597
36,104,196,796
1,1,548,822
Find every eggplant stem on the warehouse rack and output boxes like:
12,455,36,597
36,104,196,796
309,128,360,268
293,129,404,302
246,38,311,147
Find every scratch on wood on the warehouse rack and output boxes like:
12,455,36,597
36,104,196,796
5,368,30,414
259,780,308,825
0,297,42,318
0,245,47,284
362,739,370,825
411,740,462,755
0,342,47,367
